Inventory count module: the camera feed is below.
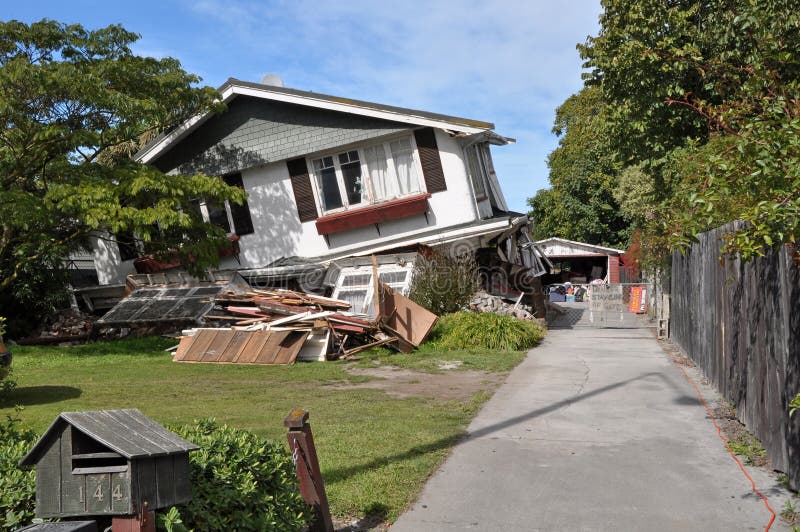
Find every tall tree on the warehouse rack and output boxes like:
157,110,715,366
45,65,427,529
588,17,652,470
0,20,244,333
579,0,800,261
528,87,630,248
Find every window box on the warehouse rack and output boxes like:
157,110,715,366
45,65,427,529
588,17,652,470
133,235,240,274
315,193,431,235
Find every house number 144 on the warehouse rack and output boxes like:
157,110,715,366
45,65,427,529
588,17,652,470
79,483,123,502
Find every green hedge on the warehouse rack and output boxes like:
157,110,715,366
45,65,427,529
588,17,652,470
161,419,308,532
0,416,307,532
0,414,36,531
428,312,546,351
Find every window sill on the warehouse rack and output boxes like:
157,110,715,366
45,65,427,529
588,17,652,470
315,193,432,236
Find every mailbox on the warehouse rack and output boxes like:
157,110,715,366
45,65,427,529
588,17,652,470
19,409,198,519
16,522,97,532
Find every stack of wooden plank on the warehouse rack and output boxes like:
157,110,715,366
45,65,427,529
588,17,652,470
174,287,422,365
207,288,352,325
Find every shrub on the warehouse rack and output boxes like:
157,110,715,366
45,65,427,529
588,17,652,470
408,251,479,314
0,316,13,392
160,419,308,532
0,413,37,531
790,393,800,417
0,369,16,395
428,312,546,351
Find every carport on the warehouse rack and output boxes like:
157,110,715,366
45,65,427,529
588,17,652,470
535,237,624,286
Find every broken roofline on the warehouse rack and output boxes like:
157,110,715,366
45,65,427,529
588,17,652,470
134,77,514,164
238,214,522,281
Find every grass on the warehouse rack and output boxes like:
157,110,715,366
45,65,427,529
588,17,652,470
354,344,528,373
0,336,527,522
430,312,546,351
728,437,767,466
782,500,798,526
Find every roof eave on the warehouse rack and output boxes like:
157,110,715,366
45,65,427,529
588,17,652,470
135,78,502,165
535,237,625,255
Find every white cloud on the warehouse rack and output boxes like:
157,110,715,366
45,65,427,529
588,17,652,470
185,0,601,210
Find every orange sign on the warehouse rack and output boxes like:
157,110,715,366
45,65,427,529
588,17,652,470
629,286,648,314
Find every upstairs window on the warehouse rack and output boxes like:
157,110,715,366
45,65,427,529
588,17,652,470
189,173,254,236
115,231,139,261
310,136,424,214
465,143,489,200
312,151,366,212
224,173,254,235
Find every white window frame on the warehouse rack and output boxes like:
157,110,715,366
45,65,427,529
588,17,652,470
331,263,415,316
191,199,239,236
464,142,490,201
308,134,426,216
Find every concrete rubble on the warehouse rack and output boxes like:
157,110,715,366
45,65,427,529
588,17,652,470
469,290,539,322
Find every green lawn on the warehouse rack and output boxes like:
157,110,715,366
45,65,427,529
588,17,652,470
1,337,528,522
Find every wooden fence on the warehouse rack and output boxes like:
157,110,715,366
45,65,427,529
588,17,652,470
671,221,800,489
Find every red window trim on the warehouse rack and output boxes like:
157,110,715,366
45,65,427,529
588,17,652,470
315,193,431,236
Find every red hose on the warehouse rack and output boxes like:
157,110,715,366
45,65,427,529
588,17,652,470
665,349,777,531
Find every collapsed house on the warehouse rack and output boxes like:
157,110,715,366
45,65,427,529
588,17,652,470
65,77,549,354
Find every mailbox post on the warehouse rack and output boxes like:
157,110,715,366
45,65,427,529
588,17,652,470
285,409,333,532
19,409,198,532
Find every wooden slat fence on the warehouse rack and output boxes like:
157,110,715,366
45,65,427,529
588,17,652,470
671,221,800,489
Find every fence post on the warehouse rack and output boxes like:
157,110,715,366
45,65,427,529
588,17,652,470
112,507,156,532
285,409,333,532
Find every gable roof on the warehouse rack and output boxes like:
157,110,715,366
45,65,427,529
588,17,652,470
20,409,198,466
534,237,625,256
136,78,505,165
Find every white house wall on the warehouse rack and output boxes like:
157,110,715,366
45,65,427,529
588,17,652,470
90,235,136,285
221,128,482,270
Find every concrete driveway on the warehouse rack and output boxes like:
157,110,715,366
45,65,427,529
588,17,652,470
391,327,790,531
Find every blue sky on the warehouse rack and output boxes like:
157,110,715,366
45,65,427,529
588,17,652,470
7,1,601,213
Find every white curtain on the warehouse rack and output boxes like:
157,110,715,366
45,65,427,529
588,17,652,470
363,145,394,201
364,138,421,202
389,138,420,196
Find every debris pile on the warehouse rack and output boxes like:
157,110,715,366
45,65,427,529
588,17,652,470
469,291,538,321
18,308,93,345
175,285,437,365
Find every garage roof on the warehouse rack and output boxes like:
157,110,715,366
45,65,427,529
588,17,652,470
535,238,624,257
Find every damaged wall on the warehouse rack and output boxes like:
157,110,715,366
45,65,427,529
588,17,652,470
216,129,486,270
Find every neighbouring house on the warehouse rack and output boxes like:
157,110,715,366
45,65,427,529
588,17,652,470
535,237,626,286
71,77,548,316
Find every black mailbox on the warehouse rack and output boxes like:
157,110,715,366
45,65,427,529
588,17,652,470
19,409,198,519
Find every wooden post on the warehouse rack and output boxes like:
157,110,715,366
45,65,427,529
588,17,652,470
285,409,333,532
112,508,156,532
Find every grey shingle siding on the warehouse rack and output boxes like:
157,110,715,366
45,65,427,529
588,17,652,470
154,96,412,175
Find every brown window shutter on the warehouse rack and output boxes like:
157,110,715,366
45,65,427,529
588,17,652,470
287,158,319,222
414,128,447,193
